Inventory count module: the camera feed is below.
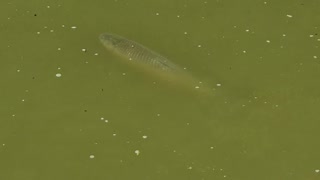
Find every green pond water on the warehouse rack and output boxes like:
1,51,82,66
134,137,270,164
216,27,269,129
1,0,320,179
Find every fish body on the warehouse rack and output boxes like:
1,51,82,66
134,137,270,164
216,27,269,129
99,33,214,95
99,33,182,73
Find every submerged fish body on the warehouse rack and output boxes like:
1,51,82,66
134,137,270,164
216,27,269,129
99,33,182,73
99,33,214,95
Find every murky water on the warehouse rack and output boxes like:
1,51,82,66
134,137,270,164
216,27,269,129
1,0,320,179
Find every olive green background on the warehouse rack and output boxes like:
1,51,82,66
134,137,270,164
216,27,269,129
1,0,320,179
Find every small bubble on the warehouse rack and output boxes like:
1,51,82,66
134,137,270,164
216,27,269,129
56,73,62,77
94,53,99,56
315,169,320,173
286,14,293,18
197,44,202,48
184,32,188,35
134,150,140,155
36,32,40,34
81,49,86,52
89,155,95,159
142,135,148,139
266,40,271,43
71,26,77,29
155,12,159,16
314,56,318,59
57,48,61,51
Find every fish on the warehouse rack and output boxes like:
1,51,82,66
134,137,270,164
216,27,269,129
99,33,214,95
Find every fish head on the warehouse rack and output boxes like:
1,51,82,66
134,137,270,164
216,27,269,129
99,33,122,50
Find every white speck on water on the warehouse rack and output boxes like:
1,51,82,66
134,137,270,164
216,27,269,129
81,48,86,52
177,15,180,18
216,83,222,87
245,29,250,32
184,31,188,35
210,146,214,149
129,57,132,61
89,155,95,159
142,135,147,139
134,150,140,155
71,26,77,29
266,40,271,43
47,5,50,8
94,53,99,56
264,1,267,4
105,120,109,123
195,86,200,89
21,99,25,102
113,133,116,136
50,29,54,32
100,117,104,120
286,14,293,18
57,48,61,51
122,73,126,75
197,44,202,48
2,144,5,146
17,69,20,72
12,114,15,117
56,73,62,77
157,113,160,116
188,166,193,170
283,34,286,37
155,12,159,16
310,34,314,38
317,39,320,41
36,32,40,34
315,169,320,173
62,24,65,28
314,56,318,59
243,50,247,53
